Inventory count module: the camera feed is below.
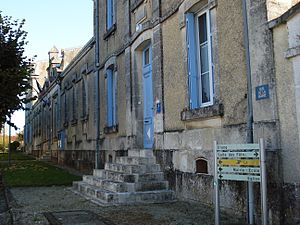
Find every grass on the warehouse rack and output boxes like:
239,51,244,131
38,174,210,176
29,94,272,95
0,151,35,161
0,152,81,187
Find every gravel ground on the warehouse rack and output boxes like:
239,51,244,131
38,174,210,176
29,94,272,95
9,186,246,225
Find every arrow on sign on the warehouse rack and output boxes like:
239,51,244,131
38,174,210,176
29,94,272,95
218,174,223,179
218,167,223,171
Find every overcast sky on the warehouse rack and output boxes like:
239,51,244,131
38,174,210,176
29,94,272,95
1,0,93,134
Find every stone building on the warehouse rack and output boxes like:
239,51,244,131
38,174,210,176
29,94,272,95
269,2,300,223
24,0,300,224
24,43,93,164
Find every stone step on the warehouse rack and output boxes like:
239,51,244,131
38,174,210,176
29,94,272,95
73,181,175,205
105,162,161,174
128,149,154,158
73,181,116,204
115,156,155,165
93,169,136,183
137,172,165,182
39,155,51,161
93,169,165,183
135,180,169,192
83,175,135,192
83,175,168,192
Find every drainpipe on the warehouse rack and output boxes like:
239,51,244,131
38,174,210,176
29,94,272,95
8,119,11,166
242,0,255,224
94,0,102,169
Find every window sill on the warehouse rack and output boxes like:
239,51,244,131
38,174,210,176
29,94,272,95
71,119,78,126
104,124,118,134
181,103,224,121
80,115,89,122
103,24,117,40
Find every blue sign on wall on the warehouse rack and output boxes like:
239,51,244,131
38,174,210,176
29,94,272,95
256,84,269,100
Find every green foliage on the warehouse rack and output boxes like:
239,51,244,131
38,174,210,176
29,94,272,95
9,140,20,151
0,134,9,148
0,160,81,187
16,131,23,142
0,151,34,161
0,152,80,186
0,11,34,128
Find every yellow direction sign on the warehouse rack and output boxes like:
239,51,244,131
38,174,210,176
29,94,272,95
218,159,260,167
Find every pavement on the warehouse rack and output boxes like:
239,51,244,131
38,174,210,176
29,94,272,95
0,174,12,225
0,185,246,225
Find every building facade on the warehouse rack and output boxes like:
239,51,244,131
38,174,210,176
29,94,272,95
270,2,300,223
24,0,300,224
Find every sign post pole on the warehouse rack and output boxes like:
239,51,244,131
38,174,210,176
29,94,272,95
260,138,268,225
214,141,220,225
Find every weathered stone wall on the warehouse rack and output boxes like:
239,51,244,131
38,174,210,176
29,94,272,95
271,6,300,223
162,13,185,131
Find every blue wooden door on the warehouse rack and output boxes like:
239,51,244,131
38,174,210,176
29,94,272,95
142,46,153,149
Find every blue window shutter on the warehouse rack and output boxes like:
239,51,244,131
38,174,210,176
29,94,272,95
29,124,32,144
186,13,198,109
107,69,113,127
106,0,113,29
209,10,214,97
112,73,116,125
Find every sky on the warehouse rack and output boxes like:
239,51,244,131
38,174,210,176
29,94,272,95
1,0,93,134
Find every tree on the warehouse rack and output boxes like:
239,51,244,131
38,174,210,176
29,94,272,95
9,140,20,152
0,12,34,129
16,131,24,142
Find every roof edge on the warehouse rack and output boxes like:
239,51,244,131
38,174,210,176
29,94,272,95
269,2,300,29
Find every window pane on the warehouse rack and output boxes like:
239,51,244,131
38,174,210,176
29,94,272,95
201,73,210,103
198,14,207,44
144,48,150,65
200,44,209,73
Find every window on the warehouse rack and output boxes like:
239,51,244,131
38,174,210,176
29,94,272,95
186,10,213,109
63,93,68,124
106,68,116,127
24,125,28,145
72,86,76,120
82,80,87,117
29,123,32,144
58,130,65,150
106,0,114,30
53,101,57,137
196,158,208,174
57,96,61,131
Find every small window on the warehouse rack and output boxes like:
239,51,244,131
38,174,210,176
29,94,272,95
82,80,87,117
108,155,113,163
106,68,116,127
144,48,150,65
63,93,67,123
72,86,76,120
196,158,208,174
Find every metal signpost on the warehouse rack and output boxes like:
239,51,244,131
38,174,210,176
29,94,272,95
213,139,267,225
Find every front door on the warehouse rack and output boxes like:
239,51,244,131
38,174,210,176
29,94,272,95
142,46,153,149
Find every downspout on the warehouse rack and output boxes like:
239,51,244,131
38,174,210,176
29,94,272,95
95,0,102,169
242,0,254,224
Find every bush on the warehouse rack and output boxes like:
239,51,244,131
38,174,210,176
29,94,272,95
0,144,4,152
9,141,20,152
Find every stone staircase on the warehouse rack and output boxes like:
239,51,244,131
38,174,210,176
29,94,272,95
73,150,175,205
39,150,51,161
